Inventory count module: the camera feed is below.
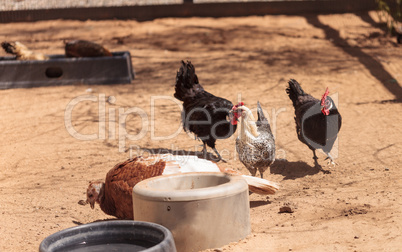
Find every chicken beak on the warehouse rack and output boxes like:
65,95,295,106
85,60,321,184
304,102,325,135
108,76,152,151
87,199,95,209
229,110,239,125
228,110,234,120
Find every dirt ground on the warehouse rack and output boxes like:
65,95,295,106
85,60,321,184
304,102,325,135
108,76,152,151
1,11,401,252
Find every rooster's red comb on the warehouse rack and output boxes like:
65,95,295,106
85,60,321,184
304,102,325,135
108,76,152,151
231,102,244,112
321,87,329,106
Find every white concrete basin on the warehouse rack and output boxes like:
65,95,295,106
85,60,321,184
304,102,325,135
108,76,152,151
133,172,251,252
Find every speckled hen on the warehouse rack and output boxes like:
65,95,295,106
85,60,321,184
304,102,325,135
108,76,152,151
231,101,275,178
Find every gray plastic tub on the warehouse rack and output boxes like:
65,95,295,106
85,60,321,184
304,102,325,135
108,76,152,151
39,220,176,252
133,172,251,252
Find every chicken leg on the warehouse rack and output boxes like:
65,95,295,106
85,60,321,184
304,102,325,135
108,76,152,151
258,169,264,179
248,168,257,177
201,142,226,162
213,147,227,163
312,149,319,167
312,149,331,174
202,142,208,159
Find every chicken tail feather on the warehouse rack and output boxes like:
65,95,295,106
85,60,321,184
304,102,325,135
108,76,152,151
286,79,306,107
256,101,267,122
174,60,202,101
256,101,273,133
1,41,16,54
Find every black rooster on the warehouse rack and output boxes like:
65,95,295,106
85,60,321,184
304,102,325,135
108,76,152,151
286,79,342,167
174,61,242,161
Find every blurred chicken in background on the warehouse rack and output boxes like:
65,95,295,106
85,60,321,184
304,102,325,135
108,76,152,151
64,40,112,57
1,41,49,60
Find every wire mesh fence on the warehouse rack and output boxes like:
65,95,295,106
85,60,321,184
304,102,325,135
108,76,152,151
0,0,181,11
0,0,368,11
0,0,377,23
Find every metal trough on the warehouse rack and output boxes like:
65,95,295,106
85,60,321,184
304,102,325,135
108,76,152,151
0,51,134,89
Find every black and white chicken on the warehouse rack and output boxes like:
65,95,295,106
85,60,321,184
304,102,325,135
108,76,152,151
286,79,342,167
230,101,275,178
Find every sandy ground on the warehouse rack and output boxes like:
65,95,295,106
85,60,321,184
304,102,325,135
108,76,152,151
0,11,402,252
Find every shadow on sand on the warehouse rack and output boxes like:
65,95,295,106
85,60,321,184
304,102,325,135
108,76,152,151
305,14,402,103
250,200,272,209
269,159,330,180
72,218,119,226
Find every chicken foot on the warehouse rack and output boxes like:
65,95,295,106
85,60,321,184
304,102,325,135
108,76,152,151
312,150,331,174
212,147,227,163
201,142,226,162
324,153,337,167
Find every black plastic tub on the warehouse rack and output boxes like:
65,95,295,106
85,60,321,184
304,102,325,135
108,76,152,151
0,51,135,89
39,220,176,252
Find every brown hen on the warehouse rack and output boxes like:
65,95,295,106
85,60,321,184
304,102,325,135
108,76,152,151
86,154,279,219
87,156,166,220
65,40,112,58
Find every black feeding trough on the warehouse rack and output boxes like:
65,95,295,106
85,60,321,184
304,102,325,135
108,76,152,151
0,51,134,89
39,220,176,252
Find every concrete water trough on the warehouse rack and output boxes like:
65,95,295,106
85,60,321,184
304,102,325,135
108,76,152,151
0,51,134,89
133,172,251,252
